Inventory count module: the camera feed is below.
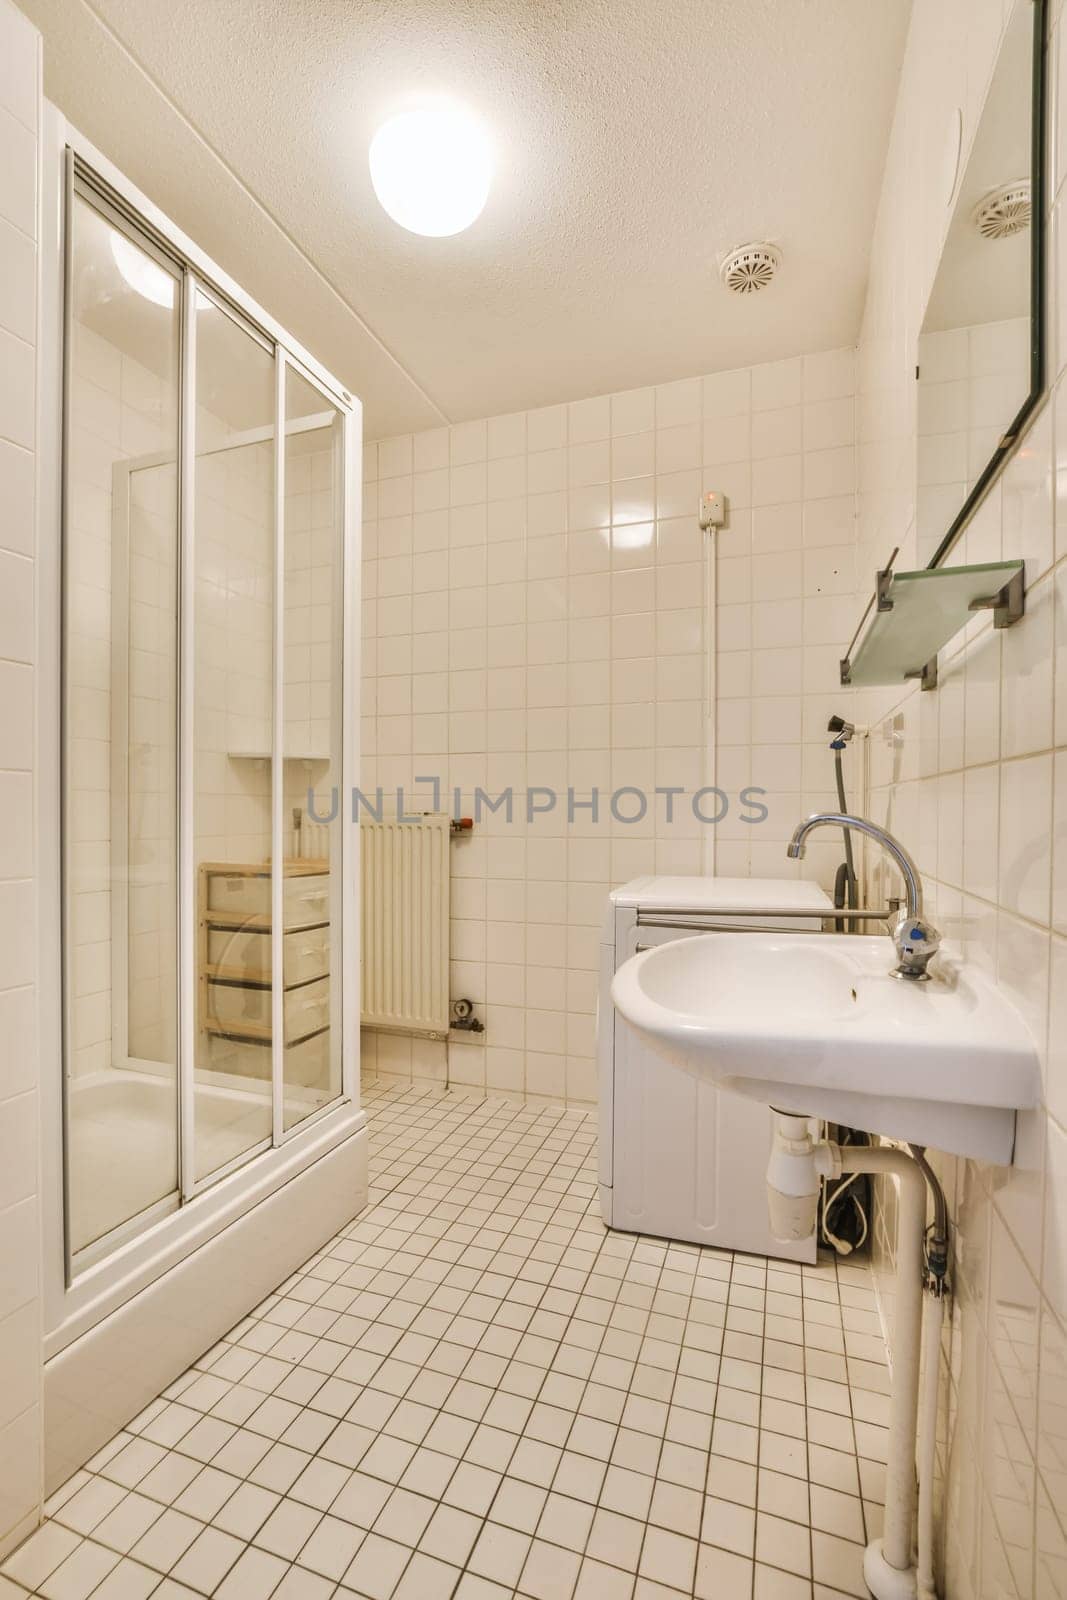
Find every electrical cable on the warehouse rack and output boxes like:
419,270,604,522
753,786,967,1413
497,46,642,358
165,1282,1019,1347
821,1169,869,1255
820,1126,871,1255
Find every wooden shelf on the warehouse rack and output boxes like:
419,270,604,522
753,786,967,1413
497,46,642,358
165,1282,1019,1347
199,859,330,877
203,964,332,985
202,911,328,933
202,1019,329,1047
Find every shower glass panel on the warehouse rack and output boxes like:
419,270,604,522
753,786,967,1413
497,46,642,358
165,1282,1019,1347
282,367,345,1131
193,292,276,1185
64,194,181,1259
60,159,355,1299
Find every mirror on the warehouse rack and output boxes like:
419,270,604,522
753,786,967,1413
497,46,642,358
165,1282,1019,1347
916,0,1046,568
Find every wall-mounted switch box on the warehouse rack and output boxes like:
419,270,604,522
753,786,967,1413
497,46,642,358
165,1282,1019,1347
699,489,727,530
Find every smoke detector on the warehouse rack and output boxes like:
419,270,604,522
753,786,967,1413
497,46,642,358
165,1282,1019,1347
972,181,1031,240
719,242,781,294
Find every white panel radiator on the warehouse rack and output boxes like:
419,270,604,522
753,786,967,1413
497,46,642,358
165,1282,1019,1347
360,813,451,1037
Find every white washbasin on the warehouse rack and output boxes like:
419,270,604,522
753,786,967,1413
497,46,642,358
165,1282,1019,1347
611,932,1040,1163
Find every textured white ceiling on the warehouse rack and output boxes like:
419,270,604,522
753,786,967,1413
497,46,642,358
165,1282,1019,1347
26,0,912,437
923,0,1032,334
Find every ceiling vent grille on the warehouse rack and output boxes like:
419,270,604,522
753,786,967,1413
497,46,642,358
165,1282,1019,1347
972,181,1031,240
719,243,781,294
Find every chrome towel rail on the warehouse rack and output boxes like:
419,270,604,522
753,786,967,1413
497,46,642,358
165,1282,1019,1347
635,904,901,935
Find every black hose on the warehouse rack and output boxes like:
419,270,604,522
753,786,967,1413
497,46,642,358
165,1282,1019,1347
908,1144,951,1285
832,861,850,933
834,746,858,932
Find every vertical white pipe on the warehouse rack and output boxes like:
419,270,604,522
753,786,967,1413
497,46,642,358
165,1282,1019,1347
702,517,717,876
917,1290,944,1598
177,271,197,1200
882,1160,925,1571
844,1146,928,1582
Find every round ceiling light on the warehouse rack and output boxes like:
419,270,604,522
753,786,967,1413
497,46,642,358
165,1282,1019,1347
369,103,492,237
110,232,175,308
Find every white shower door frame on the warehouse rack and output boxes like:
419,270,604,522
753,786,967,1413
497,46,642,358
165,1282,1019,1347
37,108,366,1380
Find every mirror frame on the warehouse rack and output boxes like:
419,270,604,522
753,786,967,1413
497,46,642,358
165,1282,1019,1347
926,0,1049,569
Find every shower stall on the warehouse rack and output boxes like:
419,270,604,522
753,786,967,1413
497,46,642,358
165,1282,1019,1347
37,116,365,1488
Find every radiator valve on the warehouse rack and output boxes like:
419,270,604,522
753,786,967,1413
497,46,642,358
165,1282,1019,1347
450,998,484,1033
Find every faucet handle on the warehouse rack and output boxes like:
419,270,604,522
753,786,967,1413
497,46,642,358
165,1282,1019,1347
891,909,941,981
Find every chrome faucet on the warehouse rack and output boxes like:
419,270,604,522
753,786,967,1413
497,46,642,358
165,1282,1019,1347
786,812,941,981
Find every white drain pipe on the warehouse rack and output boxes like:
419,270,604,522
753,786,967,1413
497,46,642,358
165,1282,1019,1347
852,1145,927,1600
767,1120,935,1600
916,1281,944,1599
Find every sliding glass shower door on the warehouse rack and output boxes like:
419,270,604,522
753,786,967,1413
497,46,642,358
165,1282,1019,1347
64,191,182,1258
192,291,277,1185
282,367,345,1132
61,164,352,1274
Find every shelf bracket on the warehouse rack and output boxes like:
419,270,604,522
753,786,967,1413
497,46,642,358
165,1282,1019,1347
968,565,1025,629
904,657,939,692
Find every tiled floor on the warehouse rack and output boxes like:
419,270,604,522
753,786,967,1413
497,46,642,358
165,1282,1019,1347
3,1080,892,1600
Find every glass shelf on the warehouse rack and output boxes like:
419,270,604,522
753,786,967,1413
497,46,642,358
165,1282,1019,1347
841,559,1024,691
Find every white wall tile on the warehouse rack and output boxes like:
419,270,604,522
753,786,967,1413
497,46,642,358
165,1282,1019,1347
751,359,802,413
364,347,855,1102
1001,573,1054,758
857,2,1067,1590
654,378,701,429
0,0,40,1559
0,438,33,558
0,107,35,238
0,328,34,452
0,218,34,343
487,412,526,459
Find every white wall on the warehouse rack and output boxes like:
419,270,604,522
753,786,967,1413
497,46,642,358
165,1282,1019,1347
362,349,860,1104
856,2,1067,1595
0,0,42,1557
917,314,1031,561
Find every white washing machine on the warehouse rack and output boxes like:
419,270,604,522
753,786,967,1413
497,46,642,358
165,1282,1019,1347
598,875,834,1263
